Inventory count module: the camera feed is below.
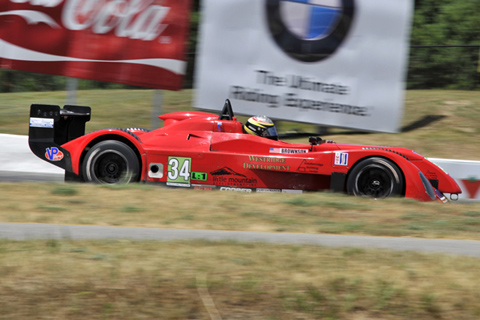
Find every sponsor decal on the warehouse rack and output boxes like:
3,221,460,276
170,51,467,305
254,188,301,194
225,176,258,185
191,172,207,181
216,122,225,132
193,184,215,191
243,163,290,171
166,182,190,188
211,167,247,177
298,159,323,173
220,187,252,193
211,167,257,186
30,117,54,128
265,0,355,62
256,188,281,193
282,189,303,193
461,177,480,199
45,147,63,161
245,155,290,171
425,170,438,180
167,156,191,186
270,148,308,154
334,151,349,166
248,155,286,163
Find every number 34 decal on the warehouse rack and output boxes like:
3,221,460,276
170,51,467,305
167,157,191,186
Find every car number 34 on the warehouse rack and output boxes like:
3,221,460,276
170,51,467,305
167,157,191,184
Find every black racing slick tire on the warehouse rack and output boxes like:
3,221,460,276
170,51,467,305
346,157,404,199
82,140,140,184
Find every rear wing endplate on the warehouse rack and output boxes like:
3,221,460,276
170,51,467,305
29,104,91,171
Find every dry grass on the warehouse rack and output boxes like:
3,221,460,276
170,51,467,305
0,89,191,135
1,183,479,240
1,239,480,319
1,89,480,319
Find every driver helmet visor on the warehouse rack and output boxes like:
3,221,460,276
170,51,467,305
261,126,278,139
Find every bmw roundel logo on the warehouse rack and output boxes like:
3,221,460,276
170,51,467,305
266,0,355,62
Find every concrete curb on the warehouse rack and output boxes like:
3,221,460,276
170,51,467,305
1,223,479,258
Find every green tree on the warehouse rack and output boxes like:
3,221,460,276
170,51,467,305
408,0,480,89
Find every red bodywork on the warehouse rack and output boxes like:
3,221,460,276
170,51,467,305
51,109,461,202
28,102,461,202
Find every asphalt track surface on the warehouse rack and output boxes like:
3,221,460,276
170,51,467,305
1,134,479,258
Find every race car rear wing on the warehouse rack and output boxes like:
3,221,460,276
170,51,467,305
29,104,91,171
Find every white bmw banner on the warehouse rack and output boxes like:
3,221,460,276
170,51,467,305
194,0,414,133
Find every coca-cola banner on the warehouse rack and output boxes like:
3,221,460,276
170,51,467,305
0,0,192,90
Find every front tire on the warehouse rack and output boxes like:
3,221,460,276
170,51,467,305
346,157,404,199
82,140,139,184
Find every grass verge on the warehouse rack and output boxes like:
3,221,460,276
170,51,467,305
1,183,480,240
1,89,479,319
1,239,479,319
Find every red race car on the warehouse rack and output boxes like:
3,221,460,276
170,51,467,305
29,99,461,202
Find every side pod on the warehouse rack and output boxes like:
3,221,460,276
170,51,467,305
28,104,91,171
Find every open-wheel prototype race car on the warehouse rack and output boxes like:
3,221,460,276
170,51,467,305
29,99,461,202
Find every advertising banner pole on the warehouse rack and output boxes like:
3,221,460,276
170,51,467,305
65,78,78,105
151,90,163,129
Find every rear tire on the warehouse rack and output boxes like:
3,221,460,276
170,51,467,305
346,157,403,199
82,140,139,184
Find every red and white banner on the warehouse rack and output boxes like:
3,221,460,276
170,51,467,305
0,0,191,90
429,158,480,202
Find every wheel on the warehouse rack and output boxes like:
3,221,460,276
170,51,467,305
346,157,404,199
82,140,139,184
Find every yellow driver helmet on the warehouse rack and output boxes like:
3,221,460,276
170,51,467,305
244,115,278,140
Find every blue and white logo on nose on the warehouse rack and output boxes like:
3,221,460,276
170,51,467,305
266,0,355,62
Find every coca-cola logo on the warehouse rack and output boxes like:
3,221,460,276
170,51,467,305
0,0,190,89
5,0,171,43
